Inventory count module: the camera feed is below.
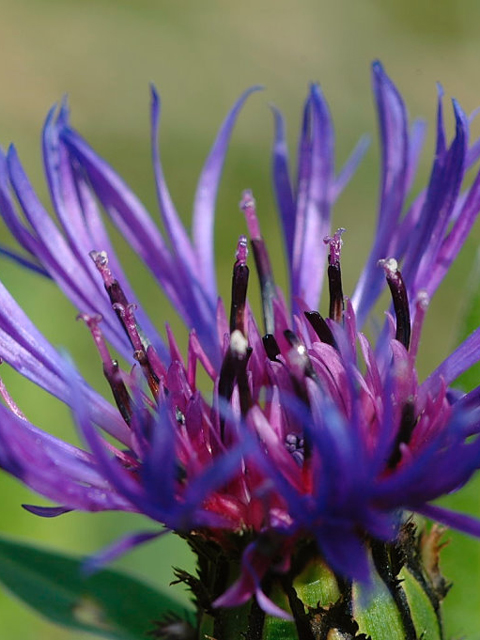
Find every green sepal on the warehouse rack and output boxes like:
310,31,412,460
352,569,405,639
399,567,441,640
0,535,194,639
293,555,340,608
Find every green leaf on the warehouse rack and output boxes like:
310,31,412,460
0,535,194,639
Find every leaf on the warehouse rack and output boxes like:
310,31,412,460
0,535,195,639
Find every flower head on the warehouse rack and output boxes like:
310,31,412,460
0,61,480,616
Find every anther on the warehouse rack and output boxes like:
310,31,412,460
284,330,317,381
218,330,252,438
240,190,276,336
262,334,281,361
304,311,337,349
91,251,160,396
387,400,416,468
229,235,249,335
90,250,129,326
324,229,345,323
113,303,160,397
378,258,411,350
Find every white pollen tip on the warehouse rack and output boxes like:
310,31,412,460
378,257,398,274
90,250,108,266
230,329,248,355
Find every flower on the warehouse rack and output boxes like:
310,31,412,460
0,60,480,621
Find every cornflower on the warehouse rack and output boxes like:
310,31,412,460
0,61,480,639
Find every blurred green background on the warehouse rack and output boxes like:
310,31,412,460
0,0,480,637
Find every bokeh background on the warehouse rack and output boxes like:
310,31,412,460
0,0,480,637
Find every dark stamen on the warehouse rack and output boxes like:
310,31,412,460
304,311,337,349
251,238,276,335
218,330,252,440
114,303,160,397
387,401,416,469
107,360,134,426
240,191,276,336
229,236,249,335
90,250,129,330
283,330,314,468
379,258,411,350
78,314,133,426
324,229,345,323
262,334,281,360
91,250,160,396
284,330,317,381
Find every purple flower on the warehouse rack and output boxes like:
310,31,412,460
0,60,480,616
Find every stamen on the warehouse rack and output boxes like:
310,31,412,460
409,290,429,361
304,311,337,349
91,250,160,396
262,334,281,361
229,235,249,335
113,303,160,397
78,314,133,426
284,330,317,381
283,330,314,470
218,330,252,438
241,190,262,240
378,258,411,350
387,400,416,468
324,229,345,323
240,190,276,335
90,250,129,328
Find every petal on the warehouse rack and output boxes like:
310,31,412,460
192,86,262,301
291,84,333,309
352,61,409,325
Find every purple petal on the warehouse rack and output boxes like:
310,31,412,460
0,406,130,512
59,128,185,314
317,524,371,582
6,145,130,353
22,505,72,517
150,86,197,282
404,119,427,193
422,324,480,394
271,105,295,272
425,159,480,298
407,100,468,294
44,103,167,357
416,503,480,537
330,134,370,201
291,84,334,308
0,245,49,277
352,61,409,326
192,86,262,301
82,530,164,575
